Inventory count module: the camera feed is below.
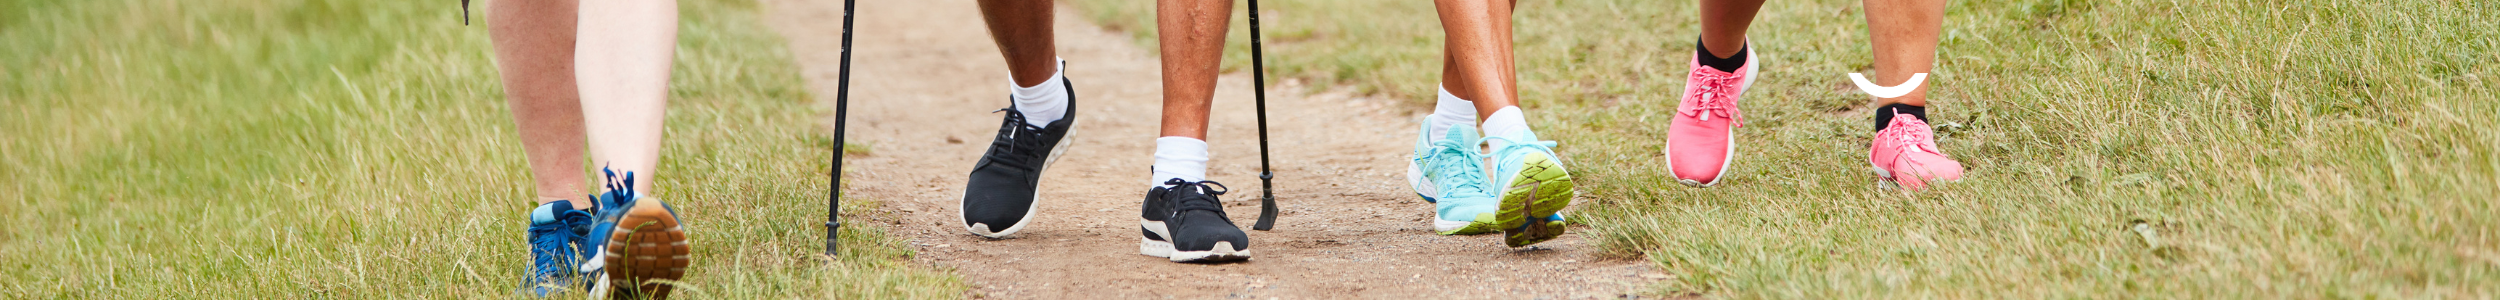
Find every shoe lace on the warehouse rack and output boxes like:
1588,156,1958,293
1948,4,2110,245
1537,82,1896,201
1681,68,1747,127
1483,134,1561,175
984,108,1047,171
1162,178,1230,217
525,219,579,283
597,167,637,210
1425,138,1494,198
1876,113,1941,155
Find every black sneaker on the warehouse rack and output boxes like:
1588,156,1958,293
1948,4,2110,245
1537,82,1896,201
960,78,1078,238
1145,178,1251,263
1137,177,1177,258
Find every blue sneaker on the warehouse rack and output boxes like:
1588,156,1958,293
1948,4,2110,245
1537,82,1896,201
580,168,691,299
1484,128,1574,247
520,200,595,296
1407,123,1502,235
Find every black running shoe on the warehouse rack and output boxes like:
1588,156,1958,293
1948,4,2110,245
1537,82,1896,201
1149,178,1251,263
1137,177,1177,258
960,78,1078,238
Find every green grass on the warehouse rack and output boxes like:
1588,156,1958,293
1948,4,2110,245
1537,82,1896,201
0,0,963,298
1068,0,2500,298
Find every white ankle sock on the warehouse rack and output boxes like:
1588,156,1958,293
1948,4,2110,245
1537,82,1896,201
1426,85,1477,140
1149,137,1210,188
1480,107,1531,149
1010,59,1069,127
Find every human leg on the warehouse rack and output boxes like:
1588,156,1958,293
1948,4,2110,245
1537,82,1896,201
1863,0,1963,190
978,0,1059,87
493,0,590,208
1434,0,1571,247
960,0,1080,239
495,0,596,296
1664,0,1769,187
1141,0,1248,263
572,0,689,297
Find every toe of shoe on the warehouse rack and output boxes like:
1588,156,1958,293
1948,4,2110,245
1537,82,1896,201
1665,146,1729,184
1890,155,1965,190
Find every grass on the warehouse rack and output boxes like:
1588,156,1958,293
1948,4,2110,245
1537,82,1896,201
1067,0,2500,298
0,0,964,298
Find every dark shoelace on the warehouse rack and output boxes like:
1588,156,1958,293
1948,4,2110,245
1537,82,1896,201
594,167,637,211
982,108,1049,172
1163,178,1230,217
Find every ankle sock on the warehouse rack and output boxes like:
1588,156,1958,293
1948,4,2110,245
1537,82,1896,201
1695,37,1749,73
1426,85,1478,140
1149,137,1210,188
1874,103,1929,132
1480,107,1531,149
1010,58,1070,127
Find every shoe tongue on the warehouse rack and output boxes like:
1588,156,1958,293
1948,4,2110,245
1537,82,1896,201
530,202,571,224
1441,125,1478,146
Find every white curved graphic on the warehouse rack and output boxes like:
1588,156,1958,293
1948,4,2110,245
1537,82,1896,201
1848,73,1928,99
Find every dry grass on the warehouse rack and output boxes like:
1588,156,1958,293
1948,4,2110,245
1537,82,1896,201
1066,0,2500,297
0,0,963,298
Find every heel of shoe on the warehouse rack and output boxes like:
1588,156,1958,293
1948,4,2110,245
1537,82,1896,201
605,201,690,299
1139,237,1174,257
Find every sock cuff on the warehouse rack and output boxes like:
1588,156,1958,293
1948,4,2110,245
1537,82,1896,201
1873,103,1929,131
1434,86,1476,115
1480,107,1529,138
1009,58,1068,99
1150,137,1211,187
1427,85,1480,141
1695,37,1750,73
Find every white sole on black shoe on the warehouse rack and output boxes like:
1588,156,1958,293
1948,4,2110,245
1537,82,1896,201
1168,241,1251,263
1139,219,1173,257
961,121,1080,239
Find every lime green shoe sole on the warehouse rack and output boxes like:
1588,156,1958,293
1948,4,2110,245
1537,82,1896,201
1496,153,1574,247
1436,213,1505,235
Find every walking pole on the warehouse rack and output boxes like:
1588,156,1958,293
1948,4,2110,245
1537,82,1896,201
825,0,857,257
1247,0,1279,231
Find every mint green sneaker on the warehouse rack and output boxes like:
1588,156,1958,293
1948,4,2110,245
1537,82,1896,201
1485,128,1574,247
1407,123,1503,235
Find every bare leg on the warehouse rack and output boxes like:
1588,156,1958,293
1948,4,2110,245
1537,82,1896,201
492,0,590,208
1698,0,1767,59
1434,0,1518,117
1864,0,1946,106
978,0,1059,86
1154,0,1230,139
575,0,678,193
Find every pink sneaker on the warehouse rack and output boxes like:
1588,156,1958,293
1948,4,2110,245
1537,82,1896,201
1868,113,1964,190
1663,47,1756,187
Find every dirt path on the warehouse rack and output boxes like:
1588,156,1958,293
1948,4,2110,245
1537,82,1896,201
763,1,1653,298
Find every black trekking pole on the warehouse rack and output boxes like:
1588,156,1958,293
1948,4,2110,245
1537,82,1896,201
1246,0,1279,231
825,0,857,257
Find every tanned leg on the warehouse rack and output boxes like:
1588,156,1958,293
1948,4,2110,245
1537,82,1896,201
1153,0,1231,139
1864,0,1946,106
978,0,1060,87
491,0,590,208
1698,0,1768,59
1434,0,1518,117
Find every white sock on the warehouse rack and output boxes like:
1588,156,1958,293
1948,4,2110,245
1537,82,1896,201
1010,59,1070,127
1479,107,1531,149
1149,137,1210,188
1426,85,1477,140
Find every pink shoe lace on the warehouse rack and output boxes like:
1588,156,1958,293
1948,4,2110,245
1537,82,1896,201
1681,69,1746,127
1876,115,1942,156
